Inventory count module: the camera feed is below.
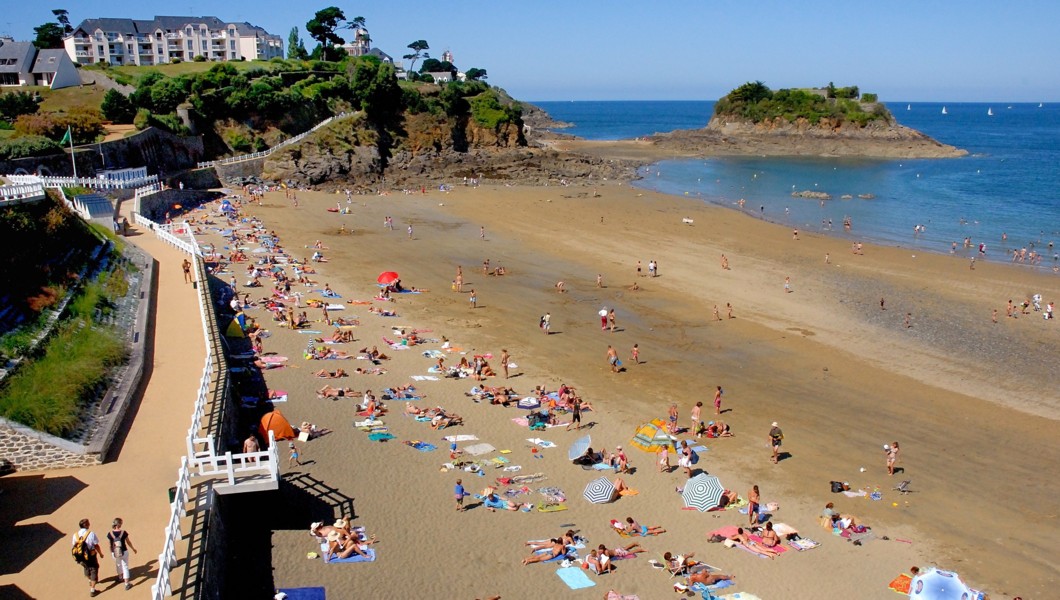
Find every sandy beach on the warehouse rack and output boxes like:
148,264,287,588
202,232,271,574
203,179,1059,600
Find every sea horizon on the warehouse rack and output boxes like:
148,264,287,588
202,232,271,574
535,100,1060,271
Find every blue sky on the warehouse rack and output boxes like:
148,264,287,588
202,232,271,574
6,1,1059,102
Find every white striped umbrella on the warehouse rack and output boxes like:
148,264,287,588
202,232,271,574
682,473,724,512
583,476,616,504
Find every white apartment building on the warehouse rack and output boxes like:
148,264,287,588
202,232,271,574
63,16,283,67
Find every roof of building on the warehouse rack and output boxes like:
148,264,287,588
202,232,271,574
74,194,116,219
0,40,36,74
31,49,68,74
367,48,393,63
71,16,279,38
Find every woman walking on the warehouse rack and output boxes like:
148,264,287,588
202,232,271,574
108,518,138,591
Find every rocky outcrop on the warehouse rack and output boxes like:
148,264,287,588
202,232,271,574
647,115,966,159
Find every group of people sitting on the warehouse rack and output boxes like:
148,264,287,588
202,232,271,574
696,420,734,438
663,551,735,587
403,405,463,429
572,446,631,474
309,519,378,562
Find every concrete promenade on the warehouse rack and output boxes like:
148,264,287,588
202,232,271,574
0,222,205,598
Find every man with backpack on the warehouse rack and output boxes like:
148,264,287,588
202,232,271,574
72,518,103,596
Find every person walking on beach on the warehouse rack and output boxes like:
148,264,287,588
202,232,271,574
455,478,468,511
607,345,620,373
768,422,784,464
288,442,302,467
904,313,912,328
500,349,511,379
784,277,792,293
992,309,998,324
480,226,485,240
600,308,608,330
636,260,642,277
825,252,830,264
567,398,582,431
407,224,414,239
608,308,616,333
690,401,702,433
182,258,192,283
720,254,730,270
541,312,551,335
668,403,679,434
469,289,477,309
631,343,640,364
72,518,103,597
714,386,723,415
885,442,900,475
107,517,138,591
596,273,603,288
713,305,721,321
727,303,734,319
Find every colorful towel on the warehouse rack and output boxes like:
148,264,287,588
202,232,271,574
325,548,376,563
555,566,596,590
298,330,324,334
692,580,735,593
276,587,326,600
443,434,479,442
888,574,912,595
367,432,394,442
789,538,820,551
404,441,436,452
512,417,530,427
411,375,439,381
526,438,556,448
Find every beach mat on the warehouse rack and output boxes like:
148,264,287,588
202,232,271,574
888,573,912,595
443,435,479,442
718,594,763,600
463,443,496,456
325,548,376,563
277,587,325,600
555,566,596,590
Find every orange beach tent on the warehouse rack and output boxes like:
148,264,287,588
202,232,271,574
259,409,295,444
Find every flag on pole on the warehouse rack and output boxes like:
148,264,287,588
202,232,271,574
60,126,72,146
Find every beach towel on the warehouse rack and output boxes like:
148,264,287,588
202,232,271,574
324,548,376,563
537,502,568,513
422,350,445,359
511,417,530,427
887,574,912,594
367,432,394,442
747,534,788,555
410,375,440,381
464,443,496,456
718,594,762,600
277,587,325,600
526,438,556,448
692,580,736,594
298,330,324,334
789,538,820,551
592,463,616,471
404,441,436,452
261,356,288,364
517,398,541,410
443,435,479,442
555,566,596,590
354,419,380,428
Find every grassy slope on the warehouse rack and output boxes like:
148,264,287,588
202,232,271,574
99,59,279,80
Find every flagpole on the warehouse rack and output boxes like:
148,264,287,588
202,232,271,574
68,126,77,179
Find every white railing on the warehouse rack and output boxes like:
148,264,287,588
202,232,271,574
134,182,162,199
195,431,279,486
138,210,278,599
0,183,47,206
151,456,190,600
6,173,159,190
99,166,149,182
196,113,348,168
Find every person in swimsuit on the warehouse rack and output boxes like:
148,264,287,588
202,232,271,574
748,485,761,525
624,517,665,536
759,522,780,548
668,403,679,434
714,386,723,415
317,385,356,398
729,527,779,559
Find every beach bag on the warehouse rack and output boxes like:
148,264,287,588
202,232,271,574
72,533,90,564
689,449,700,465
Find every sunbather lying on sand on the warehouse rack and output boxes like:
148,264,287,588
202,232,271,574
431,412,463,429
624,517,665,536
602,542,646,558
317,385,358,398
522,539,566,565
314,368,347,378
359,346,390,361
687,571,734,586
728,527,780,559
716,489,739,508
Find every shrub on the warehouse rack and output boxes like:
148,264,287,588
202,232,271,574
0,135,62,160
224,129,253,152
13,108,105,143
171,57,182,64
133,108,151,130
861,93,878,103
0,90,41,123
100,89,135,124
193,54,207,62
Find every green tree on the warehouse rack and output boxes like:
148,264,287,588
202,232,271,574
306,7,347,61
100,89,135,124
730,81,772,104
32,22,65,49
403,40,429,73
53,9,73,34
0,91,41,123
465,68,487,81
287,27,308,60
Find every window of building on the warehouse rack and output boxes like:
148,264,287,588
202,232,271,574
229,40,235,50
157,45,163,55
98,45,104,55
201,40,207,50
187,40,193,50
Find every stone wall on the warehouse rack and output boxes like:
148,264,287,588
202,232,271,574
0,243,155,472
137,189,223,221
0,127,205,177
213,158,266,183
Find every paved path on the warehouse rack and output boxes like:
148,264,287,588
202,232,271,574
0,223,205,598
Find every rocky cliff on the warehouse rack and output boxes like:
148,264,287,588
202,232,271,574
263,110,635,188
647,114,967,159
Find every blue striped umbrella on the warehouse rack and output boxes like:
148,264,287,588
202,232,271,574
583,476,616,504
682,473,724,512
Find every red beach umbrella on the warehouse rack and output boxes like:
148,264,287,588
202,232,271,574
377,271,400,284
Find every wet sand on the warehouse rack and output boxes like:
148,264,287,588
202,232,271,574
218,182,1058,599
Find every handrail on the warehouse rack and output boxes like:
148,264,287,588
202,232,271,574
196,113,349,168
0,183,47,206
137,211,278,599
6,173,159,190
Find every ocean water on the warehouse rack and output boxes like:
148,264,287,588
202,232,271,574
534,100,1060,265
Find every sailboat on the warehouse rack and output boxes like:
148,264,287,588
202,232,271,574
1039,103,1044,108
987,108,994,116
907,104,911,111
941,106,948,115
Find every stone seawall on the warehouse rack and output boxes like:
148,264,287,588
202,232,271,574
0,128,205,177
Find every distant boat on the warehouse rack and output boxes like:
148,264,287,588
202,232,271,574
987,108,994,116
1039,103,1044,108
942,106,948,115
907,104,911,110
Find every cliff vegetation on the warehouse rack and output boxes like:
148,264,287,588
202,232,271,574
714,81,890,127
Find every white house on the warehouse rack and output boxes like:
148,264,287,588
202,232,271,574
0,38,80,90
63,16,283,67
425,71,453,84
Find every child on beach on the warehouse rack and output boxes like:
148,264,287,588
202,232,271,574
288,442,302,467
